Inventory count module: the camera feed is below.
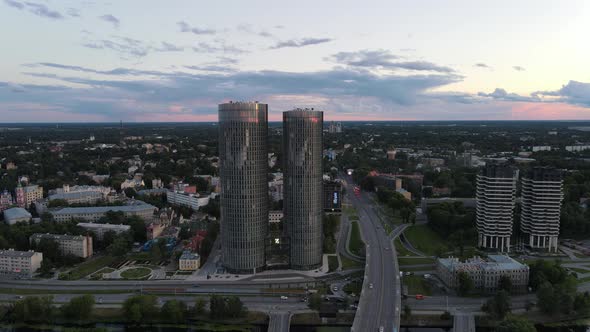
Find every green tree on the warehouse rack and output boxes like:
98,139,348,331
123,295,158,324
482,290,511,319
193,298,207,316
498,275,512,293
496,316,536,332
226,296,246,318
308,293,322,310
574,292,590,315
537,282,558,315
108,236,129,257
11,296,54,323
457,271,474,296
161,300,187,323
209,294,227,319
402,304,412,320
61,295,95,321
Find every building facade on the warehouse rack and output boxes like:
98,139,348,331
30,233,93,258
3,207,32,225
0,249,43,278
323,180,342,213
218,101,269,273
0,190,13,211
48,191,104,205
52,202,156,222
16,184,43,208
77,223,131,240
520,167,563,252
436,255,529,294
166,190,210,211
283,109,323,270
179,251,200,271
476,164,518,252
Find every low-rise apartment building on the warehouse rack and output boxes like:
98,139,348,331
3,207,32,225
52,202,156,222
0,249,43,278
30,233,93,258
76,223,131,240
166,191,210,211
178,251,200,271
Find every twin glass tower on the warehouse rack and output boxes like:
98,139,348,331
218,102,323,274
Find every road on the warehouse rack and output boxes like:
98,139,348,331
453,312,476,332
344,176,401,332
268,311,291,332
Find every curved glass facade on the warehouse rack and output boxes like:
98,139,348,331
283,109,323,270
219,102,268,273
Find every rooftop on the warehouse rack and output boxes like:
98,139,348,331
49,191,103,200
0,249,38,258
180,251,200,260
31,233,87,241
439,255,528,272
77,223,131,230
54,202,156,215
3,207,32,220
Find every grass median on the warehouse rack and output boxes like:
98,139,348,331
348,221,365,257
59,255,118,280
403,224,447,256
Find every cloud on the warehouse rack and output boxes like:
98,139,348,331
513,66,526,71
236,23,274,38
177,21,216,35
533,81,590,107
67,8,80,17
270,37,333,49
478,88,537,102
331,49,454,73
475,63,491,69
3,0,24,9
156,42,184,52
4,1,65,19
99,14,120,28
192,42,248,55
184,65,236,73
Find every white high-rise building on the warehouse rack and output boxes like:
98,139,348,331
476,164,518,252
520,167,563,252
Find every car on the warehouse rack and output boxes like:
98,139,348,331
415,294,425,300
369,283,374,289
423,274,431,279
384,247,390,250
14,295,23,300
280,296,288,300
333,286,338,291
379,327,384,332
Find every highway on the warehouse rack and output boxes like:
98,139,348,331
345,176,401,332
268,312,291,332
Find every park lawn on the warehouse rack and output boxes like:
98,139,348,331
403,275,432,296
577,276,590,284
394,239,414,257
121,267,152,280
339,254,363,270
398,257,436,266
343,280,362,295
403,224,447,256
59,255,117,280
348,221,365,256
328,255,339,272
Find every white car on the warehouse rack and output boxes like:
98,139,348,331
379,326,384,332
280,296,288,300
369,283,374,289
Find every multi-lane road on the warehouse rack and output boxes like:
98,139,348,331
345,176,401,332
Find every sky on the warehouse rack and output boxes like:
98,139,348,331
1,0,590,122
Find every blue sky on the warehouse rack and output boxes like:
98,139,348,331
1,0,590,121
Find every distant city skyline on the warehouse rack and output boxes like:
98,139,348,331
1,0,589,122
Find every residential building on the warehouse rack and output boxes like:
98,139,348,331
386,150,396,160
436,255,529,294
48,191,104,205
15,184,43,208
520,167,563,252
120,178,145,189
283,109,323,270
327,121,342,133
166,190,210,211
3,207,32,225
218,101,268,273
52,202,156,222
30,233,93,258
77,223,130,240
0,190,13,211
0,249,43,278
178,251,200,271
269,174,284,202
476,164,518,252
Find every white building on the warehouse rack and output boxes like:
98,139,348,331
30,233,93,258
166,191,210,211
476,164,518,252
0,249,43,278
436,255,529,294
178,251,200,271
48,191,105,205
77,223,131,240
520,167,563,252
566,145,590,152
52,202,156,223
3,207,32,225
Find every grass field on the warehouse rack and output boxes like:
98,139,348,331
343,280,362,295
569,267,590,274
121,267,151,280
398,257,436,266
403,275,432,295
339,254,363,270
348,221,365,256
328,255,339,272
59,255,117,280
403,225,447,256
395,238,414,257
